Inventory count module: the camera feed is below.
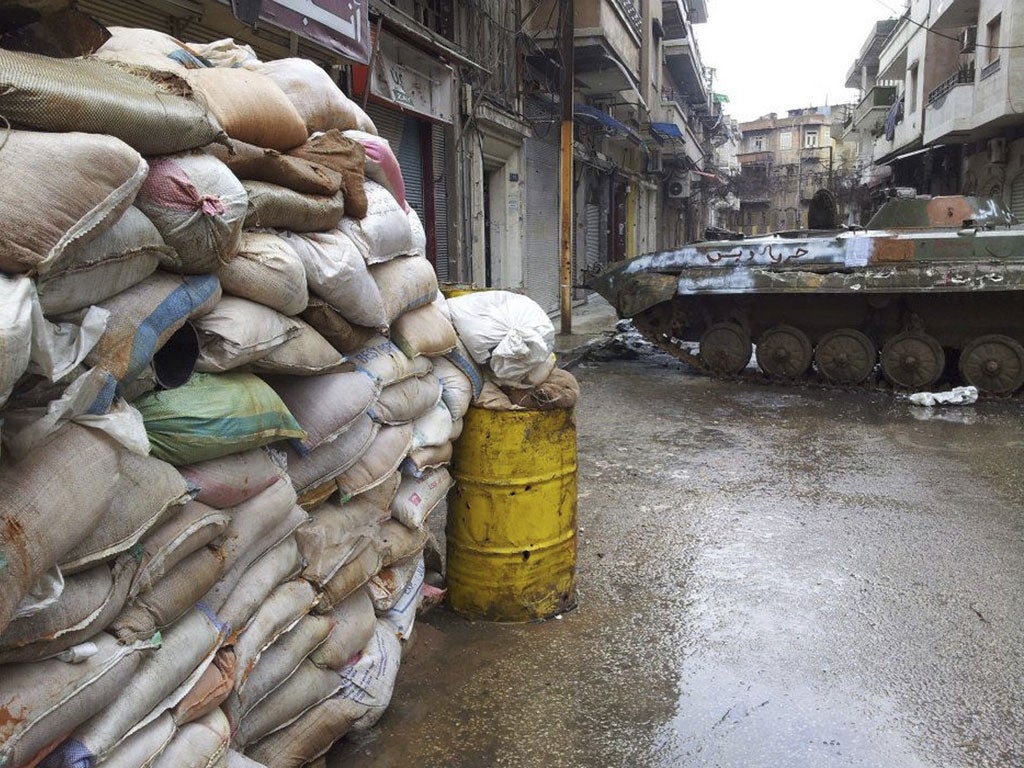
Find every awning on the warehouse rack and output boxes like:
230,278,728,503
574,105,640,143
650,122,684,141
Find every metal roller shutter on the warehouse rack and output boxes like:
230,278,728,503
1011,174,1024,221
432,127,451,281
522,99,560,313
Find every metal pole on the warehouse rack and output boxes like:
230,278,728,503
558,0,574,335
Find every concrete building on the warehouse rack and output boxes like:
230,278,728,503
734,107,857,235
848,0,1024,219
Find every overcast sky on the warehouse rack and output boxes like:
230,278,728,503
694,0,904,123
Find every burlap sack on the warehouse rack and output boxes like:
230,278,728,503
504,367,581,410
218,232,309,316
266,371,379,454
179,448,284,510
402,442,453,478
299,298,378,355
432,356,474,419
308,590,375,671
334,424,414,498
350,335,432,386
284,414,379,495
370,375,442,425
245,695,364,768
249,319,346,376
234,660,343,748
99,712,176,768
391,467,452,530
295,497,388,587
314,544,384,615
377,519,429,567
242,181,345,233
206,138,343,196
390,303,458,358
410,401,454,451
151,707,231,768
195,297,301,373
369,255,439,326
257,58,372,134
172,648,236,726
233,580,318,692
287,130,368,219
214,536,302,635
338,181,414,264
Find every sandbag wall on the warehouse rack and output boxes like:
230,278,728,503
0,23,478,768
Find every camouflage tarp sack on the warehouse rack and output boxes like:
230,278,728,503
0,49,226,154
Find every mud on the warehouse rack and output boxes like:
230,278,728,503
328,346,1024,768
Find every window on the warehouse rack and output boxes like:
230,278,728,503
804,130,818,148
780,132,792,150
753,134,765,151
987,14,1002,65
908,62,919,113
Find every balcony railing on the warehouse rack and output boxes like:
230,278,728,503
854,85,897,125
981,58,1001,80
927,65,974,105
611,0,642,40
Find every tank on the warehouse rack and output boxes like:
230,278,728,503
587,195,1024,393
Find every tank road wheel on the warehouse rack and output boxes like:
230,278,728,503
880,331,945,390
958,335,1024,394
699,323,752,376
756,325,813,378
814,329,877,384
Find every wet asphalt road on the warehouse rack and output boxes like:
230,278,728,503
330,346,1024,768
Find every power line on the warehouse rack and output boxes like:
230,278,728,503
872,0,1024,50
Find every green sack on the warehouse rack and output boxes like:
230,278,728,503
136,372,305,466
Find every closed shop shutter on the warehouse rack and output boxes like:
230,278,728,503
522,100,560,313
585,203,602,275
432,127,451,282
1010,175,1024,221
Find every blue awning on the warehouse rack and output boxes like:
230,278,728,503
650,122,685,141
573,105,639,143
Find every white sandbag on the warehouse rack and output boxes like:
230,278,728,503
408,207,427,258
391,467,452,530
353,471,401,510
338,181,414,264
295,498,388,587
449,417,464,442
338,621,402,732
130,501,232,598
367,556,422,614
432,356,473,419
335,424,414,498
446,291,556,387
215,537,302,634
350,335,432,386
369,255,438,326
0,274,107,409
36,206,168,315
390,302,457,358
381,557,425,641
369,375,442,425
401,442,453,479
179,449,285,510
341,131,406,211
195,297,301,373
256,58,372,134
410,401,454,451
444,336,484,398
151,708,231,768
279,230,387,330
229,749,270,768
0,633,157,768
248,319,346,376
308,590,375,671
233,580,318,692
267,371,378,454
218,233,308,316
135,154,248,274
95,26,201,70
187,37,259,67
284,414,379,495
100,712,176,768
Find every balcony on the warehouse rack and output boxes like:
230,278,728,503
737,151,773,166
932,0,979,29
664,29,707,107
853,85,897,130
924,70,975,143
877,15,912,81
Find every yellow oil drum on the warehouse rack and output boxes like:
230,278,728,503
439,283,483,299
446,405,578,622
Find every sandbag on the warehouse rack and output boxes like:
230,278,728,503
172,648,235,726
0,555,137,664
214,536,302,634
179,449,284,510
505,366,581,410
82,271,221,413
432,356,473,419
377,519,428,567
370,375,442,425
287,131,368,219
245,695,364,768
370,255,439,326
0,633,157,768
233,580,318,692
194,297,301,373
151,707,231,768
391,468,452,530
94,26,204,70
217,233,309,316
367,555,422,614
135,373,304,466
444,336,484,398
295,498,387,587
308,591,375,671
284,414,378,496
296,480,339,512
343,130,407,211
390,303,457,358
206,138,342,196
0,426,127,634
229,750,269,768
337,622,402,732
186,37,258,67
135,154,248,274
352,470,401,509
130,500,231,598
350,335,432,386
61,608,229,765
334,424,413,498
381,556,425,641
402,442,453,478
314,545,383,615
266,371,378,454
227,615,333,724
0,130,148,275
338,181,414,264
36,207,167,315
447,291,556,387
184,67,307,152
249,320,346,376
234,660,343,748
280,230,385,329
257,58,371,134
111,546,227,644
410,401,454,451
0,49,226,154
407,208,427,258
60,452,190,574
242,181,345,232
100,712,176,768
299,298,377,355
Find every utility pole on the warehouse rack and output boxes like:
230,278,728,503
558,0,574,335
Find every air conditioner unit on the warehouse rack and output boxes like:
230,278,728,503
961,25,977,53
667,175,689,198
989,137,1008,164
646,152,663,174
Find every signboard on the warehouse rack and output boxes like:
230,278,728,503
354,31,453,123
260,0,370,64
